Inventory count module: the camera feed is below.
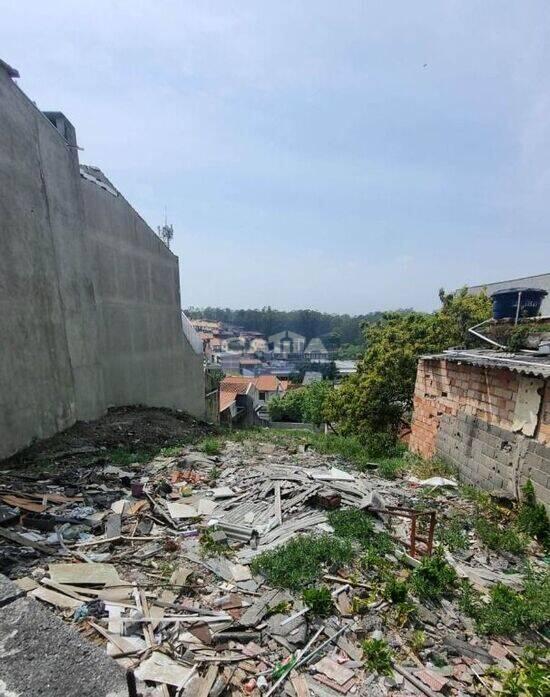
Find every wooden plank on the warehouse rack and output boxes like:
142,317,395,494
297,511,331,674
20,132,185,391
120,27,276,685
274,483,282,526
30,586,83,609
1,495,46,512
0,527,57,555
196,665,218,697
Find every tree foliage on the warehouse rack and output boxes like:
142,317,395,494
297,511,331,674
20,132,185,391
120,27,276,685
185,305,411,346
324,289,491,435
268,381,333,425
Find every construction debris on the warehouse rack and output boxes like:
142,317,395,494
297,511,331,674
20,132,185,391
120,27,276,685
0,426,547,696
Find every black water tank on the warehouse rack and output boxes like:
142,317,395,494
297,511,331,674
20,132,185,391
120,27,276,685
490,287,547,320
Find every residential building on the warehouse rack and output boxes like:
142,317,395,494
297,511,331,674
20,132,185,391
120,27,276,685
304,337,329,360
250,337,268,353
303,371,323,385
466,273,550,315
409,349,550,509
334,360,358,376
269,330,306,355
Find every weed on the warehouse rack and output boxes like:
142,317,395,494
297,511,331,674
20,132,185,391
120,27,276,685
436,516,469,552
109,448,152,466
250,534,354,590
303,586,333,616
475,517,527,555
208,465,221,484
200,437,223,456
377,457,407,480
410,550,457,601
266,600,292,617
517,480,549,549
499,646,550,696
362,638,394,676
199,529,232,558
461,484,494,509
409,630,426,653
405,452,455,480
328,509,394,555
459,569,550,636
160,443,186,457
383,576,408,604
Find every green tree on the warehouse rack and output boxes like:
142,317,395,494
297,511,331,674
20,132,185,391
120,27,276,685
325,289,491,436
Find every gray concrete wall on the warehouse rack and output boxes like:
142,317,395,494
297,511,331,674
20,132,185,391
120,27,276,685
0,63,204,460
436,412,550,509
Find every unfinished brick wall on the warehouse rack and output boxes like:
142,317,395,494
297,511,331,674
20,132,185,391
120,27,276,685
410,358,550,507
409,359,520,458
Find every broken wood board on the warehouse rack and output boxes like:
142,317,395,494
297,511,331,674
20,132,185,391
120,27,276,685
30,586,83,609
134,651,194,687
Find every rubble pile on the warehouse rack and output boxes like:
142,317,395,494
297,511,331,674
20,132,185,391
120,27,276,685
0,434,547,696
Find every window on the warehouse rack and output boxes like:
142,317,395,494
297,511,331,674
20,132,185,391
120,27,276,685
259,392,266,400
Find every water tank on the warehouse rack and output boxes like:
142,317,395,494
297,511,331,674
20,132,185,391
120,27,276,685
490,287,547,320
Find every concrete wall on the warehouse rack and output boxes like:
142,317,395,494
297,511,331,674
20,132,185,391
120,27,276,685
410,358,550,508
0,63,204,460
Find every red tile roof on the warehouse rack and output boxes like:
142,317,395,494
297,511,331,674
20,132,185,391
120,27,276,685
254,375,282,392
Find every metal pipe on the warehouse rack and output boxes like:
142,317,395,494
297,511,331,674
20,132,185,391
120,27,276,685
467,318,507,349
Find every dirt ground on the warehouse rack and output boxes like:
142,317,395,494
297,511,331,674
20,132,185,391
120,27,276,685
3,406,214,471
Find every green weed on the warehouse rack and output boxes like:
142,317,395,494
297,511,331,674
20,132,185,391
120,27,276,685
303,586,333,617
199,529,232,558
328,508,394,555
517,480,549,549
108,448,152,466
160,443,186,457
475,517,527,555
410,550,457,601
499,647,550,696
405,452,455,480
362,638,394,675
436,516,469,551
250,534,353,591
376,457,407,480
459,569,550,636
383,576,408,604
409,630,426,653
200,437,223,456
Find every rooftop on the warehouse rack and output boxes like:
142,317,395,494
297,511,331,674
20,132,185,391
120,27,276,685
423,348,550,379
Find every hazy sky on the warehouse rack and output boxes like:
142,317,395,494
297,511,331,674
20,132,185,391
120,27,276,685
2,1,549,313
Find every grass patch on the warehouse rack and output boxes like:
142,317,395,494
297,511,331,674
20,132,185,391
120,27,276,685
405,452,455,480
383,576,408,604
376,457,407,480
409,630,426,653
410,550,457,601
459,569,550,636
475,517,527,555
160,443,186,457
362,638,394,675
108,448,153,466
328,508,394,555
303,586,333,616
200,437,223,456
436,516,469,551
250,534,354,590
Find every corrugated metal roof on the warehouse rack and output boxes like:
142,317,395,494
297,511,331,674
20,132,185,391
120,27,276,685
422,349,550,379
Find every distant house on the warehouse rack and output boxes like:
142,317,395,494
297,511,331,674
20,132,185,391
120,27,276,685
255,374,285,405
219,374,285,424
250,337,268,353
334,360,357,376
302,371,323,385
466,273,550,315
269,330,306,355
304,337,329,360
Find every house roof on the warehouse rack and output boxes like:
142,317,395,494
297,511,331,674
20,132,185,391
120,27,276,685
255,375,282,392
268,330,306,342
305,337,328,353
219,376,254,412
422,349,550,379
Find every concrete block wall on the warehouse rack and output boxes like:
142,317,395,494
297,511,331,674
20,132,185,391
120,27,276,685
0,62,205,460
410,357,550,507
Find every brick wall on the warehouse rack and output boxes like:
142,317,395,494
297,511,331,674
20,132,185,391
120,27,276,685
409,358,550,508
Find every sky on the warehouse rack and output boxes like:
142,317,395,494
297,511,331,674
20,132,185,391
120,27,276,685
2,1,550,313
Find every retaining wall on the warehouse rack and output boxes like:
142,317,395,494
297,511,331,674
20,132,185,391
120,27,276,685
0,61,204,460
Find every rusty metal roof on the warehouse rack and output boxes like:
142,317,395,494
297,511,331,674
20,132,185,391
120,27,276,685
422,349,550,379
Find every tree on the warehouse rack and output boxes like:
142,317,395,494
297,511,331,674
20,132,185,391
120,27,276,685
324,289,491,437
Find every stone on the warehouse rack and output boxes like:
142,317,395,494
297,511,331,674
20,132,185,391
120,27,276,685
0,596,126,696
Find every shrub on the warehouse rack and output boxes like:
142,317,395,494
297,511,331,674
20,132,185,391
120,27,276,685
500,647,550,696
459,569,550,636
410,550,457,601
383,576,408,604
250,534,353,590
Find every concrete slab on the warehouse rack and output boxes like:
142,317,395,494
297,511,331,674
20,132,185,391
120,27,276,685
0,596,127,697
0,574,24,608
